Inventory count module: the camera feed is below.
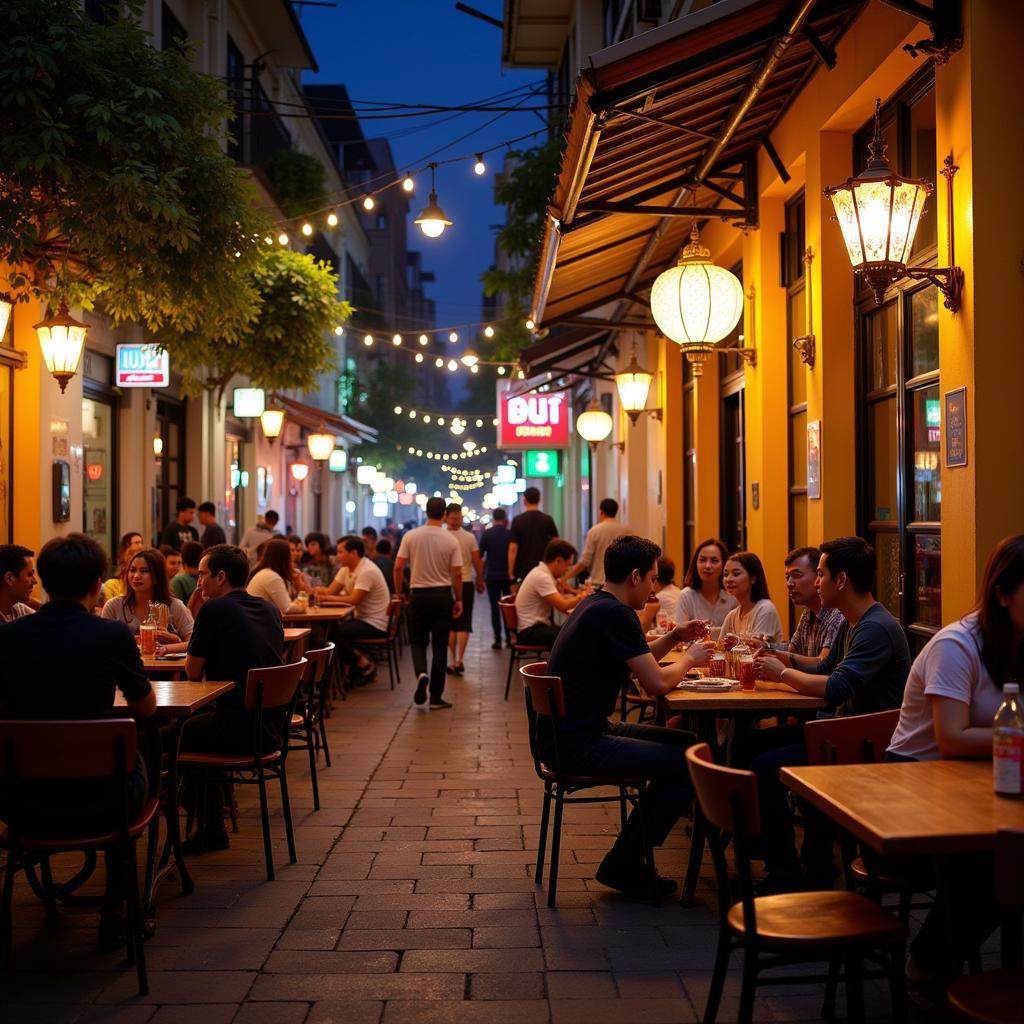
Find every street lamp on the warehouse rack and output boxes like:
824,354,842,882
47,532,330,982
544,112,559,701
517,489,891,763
614,346,661,425
34,300,88,393
306,425,335,463
576,399,614,448
414,163,453,239
824,99,963,311
649,226,744,375
260,406,285,444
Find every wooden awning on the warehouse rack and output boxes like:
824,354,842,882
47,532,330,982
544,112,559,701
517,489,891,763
271,394,377,444
532,0,864,328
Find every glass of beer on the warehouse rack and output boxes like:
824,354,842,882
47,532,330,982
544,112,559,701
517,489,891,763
735,646,756,691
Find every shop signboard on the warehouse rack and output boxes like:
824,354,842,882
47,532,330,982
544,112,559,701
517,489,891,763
115,344,169,387
233,388,266,417
525,450,558,477
496,383,569,449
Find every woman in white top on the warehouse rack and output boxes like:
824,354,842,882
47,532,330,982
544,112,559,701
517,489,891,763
247,539,306,614
101,547,193,653
674,538,738,630
719,551,784,644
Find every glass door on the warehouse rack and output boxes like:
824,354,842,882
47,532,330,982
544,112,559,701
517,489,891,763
155,398,186,546
720,381,746,554
82,393,117,561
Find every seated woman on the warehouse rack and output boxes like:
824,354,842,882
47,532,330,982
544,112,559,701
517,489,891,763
101,547,193,653
886,534,1024,980
674,538,736,632
719,551,784,644
101,531,144,604
246,538,306,615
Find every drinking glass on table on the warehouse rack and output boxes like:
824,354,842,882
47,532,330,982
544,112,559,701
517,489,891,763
734,644,756,691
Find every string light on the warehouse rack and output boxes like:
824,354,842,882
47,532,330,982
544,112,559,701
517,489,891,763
362,194,376,212
525,318,536,331
263,234,273,245
334,325,344,336
473,153,486,176
392,333,402,346
484,325,495,338
418,333,429,346
447,359,458,372
364,334,373,347
278,232,289,246
326,210,338,227
497,366,506,375
402,174,415,193
449,331,458,343
460,349,478,367
415,353,424,363
414,162,453,239
435,357,444,368
394,406,403,414
301,222,313,237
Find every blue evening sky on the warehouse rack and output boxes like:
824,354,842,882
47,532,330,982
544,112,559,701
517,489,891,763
296,1,546,328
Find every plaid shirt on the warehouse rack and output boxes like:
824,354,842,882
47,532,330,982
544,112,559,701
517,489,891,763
788,605,844,659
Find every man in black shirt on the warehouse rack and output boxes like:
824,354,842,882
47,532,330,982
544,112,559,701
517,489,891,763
158,496,200,551
0,533,155,947
546,536,713,898
479,508,512,648
197,501,227,548
182,544,284,850
507,487,558,583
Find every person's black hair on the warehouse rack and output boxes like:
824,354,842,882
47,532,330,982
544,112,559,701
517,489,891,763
376,539,392,555
523,486,541,505
784,545,822,569
123,548,174,614
264,510,279,525
604,535,661,585
492,509,507,522
361,526,378,540
202,544,249,588
726,551,771,603
304,532,325,549
599,497,619,518
683,538,729,592
820,536,875,595
197,501,216,515
0,544,34,581
37,533,107,600
176,496,197,513
974,535,1024,687
340,535,366,557
425,496,447,520
655,556,675,586
446,502,462,514
543,539,576,563
180,541,203,569
250,538,294,586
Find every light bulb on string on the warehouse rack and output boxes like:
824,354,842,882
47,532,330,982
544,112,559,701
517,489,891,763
334,325,344,336
409,409,416,418
470,365,479,374
423,415,431,424
394,406,403,415
414,162,453,238
437,417,445,426
326,210,338,227
301,222,313,237
278,232,289,246
447,360,458,372
418,334,428,346
362,194,376,212
435,357,443,368
449,331,458,343
392,334,402,346
473,153,486,176
415,353,424,363
497,366,506,376
475,419,483,428
525,318,536,331
402,174,415,193
263,235,273,246
484,325,495,338
364,334,373,347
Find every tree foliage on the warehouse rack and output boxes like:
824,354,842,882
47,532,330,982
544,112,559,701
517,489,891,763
260,149,328,219
0,0,265,347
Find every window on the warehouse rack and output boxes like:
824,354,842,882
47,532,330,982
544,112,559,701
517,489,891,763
161,3,188,50
784,193,808,555
374,211,387,231
226,36,245,162
82,395,116,562
154,398,186,545
719,262,746,553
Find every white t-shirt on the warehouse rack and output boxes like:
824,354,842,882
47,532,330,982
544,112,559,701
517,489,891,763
344,557,391,633
247,568,302,615
396,524,462,590
675,586,737,628
447,526,479,583
579,519,631,585
720,598,785,644
515,562,559,631
888,614,1004,761
655,584,681,621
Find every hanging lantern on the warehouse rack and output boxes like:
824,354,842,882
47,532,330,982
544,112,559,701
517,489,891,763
260,406,285,443
306,425,336,463
414,162,453,239
649,226,743,374
290,462,310,482
614,347,657,425
576,399,614,447
34,301,88,393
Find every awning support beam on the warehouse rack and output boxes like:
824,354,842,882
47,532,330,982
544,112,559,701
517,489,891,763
803,23,837,68
607,105,717,144
574,201,744,219
762,135,792,184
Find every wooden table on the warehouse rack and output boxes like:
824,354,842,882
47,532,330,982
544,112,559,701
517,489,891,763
283,606,354,625
142,629,311,676
284,626,311,658
781,760,1024,857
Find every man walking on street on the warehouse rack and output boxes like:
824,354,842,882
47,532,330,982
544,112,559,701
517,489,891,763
445,502,484,674
394,497,463,710
479,508,512,648
197,502,227,548
507,486,557,586
565,498,631,587
159,497,200,551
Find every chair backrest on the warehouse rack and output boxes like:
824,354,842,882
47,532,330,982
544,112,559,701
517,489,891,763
996,828,1024,911
386,596,403,638
520,662,565,717
303,644,335,691
804,708,901,766
499,595,519,632
244,658,308,711
685,742,762,837
0,719,136,781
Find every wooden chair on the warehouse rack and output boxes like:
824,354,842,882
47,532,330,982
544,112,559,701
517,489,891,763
0,719,160,996
521,663,655,908
946,828,1024,1023
178,659,306,881
500,597,550,700
685,742,907,1024
288,644,335,811
353,597,403,690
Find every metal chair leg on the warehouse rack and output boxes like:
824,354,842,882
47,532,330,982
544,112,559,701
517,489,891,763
279,764,297,865
504,649,515,700
535,785,552,885
256,765,275,881
38,855,58,927
306,722,320,811
844,953,865,1024
547,789,564,909
703,927,732,1024
736,942,759,1024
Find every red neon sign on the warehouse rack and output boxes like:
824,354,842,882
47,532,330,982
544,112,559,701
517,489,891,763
497,387,570,450
86,463,104,481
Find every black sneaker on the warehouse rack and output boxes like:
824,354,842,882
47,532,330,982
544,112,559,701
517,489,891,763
446,664,459,675
414,673,429,705
181,830,230,856
595,857,677,900
429,698,453,710
491,640,502,650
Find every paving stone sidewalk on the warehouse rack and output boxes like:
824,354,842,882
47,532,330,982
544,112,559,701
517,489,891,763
1,612,966,1022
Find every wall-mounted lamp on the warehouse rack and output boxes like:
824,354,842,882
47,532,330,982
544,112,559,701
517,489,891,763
260,405,285,443
35,300,88,393
152,435,163,457
290,462,310,482
575,399,613,449
791,253,816,368
614,346,662,425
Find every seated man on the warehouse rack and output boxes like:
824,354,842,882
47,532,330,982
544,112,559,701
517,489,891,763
316,535,391,685
183,544,284,852
783,545,844,659
514,539,585,649
171,540,203,604
751,536,911,891
0,543,38,622
372,539,396,594
546,535,713,898
0,533,155,949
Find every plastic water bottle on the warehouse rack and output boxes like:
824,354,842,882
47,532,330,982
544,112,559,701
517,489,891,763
993,681,1024,798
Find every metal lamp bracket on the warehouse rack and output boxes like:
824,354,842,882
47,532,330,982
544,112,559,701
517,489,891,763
792,247,816,368
718,283,758,367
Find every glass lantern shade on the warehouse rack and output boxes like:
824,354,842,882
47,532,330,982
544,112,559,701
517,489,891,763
614,351,653,424
34,301,88,393
649,228,743,350
576,401,614,444
290,462,310,482
260,407,285,442
307,428,336,462
356,464,377,485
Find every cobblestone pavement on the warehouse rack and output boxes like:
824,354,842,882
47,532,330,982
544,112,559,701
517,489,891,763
1,612,976,1022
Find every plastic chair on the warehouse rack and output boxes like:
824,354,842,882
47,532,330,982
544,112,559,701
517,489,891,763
521,662,655,908
288,644,335,811
353,597,403,690
178,659,307,881
946,828,1024,1023
500,597,550,700
685,742,907,1024
0,719,160,996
